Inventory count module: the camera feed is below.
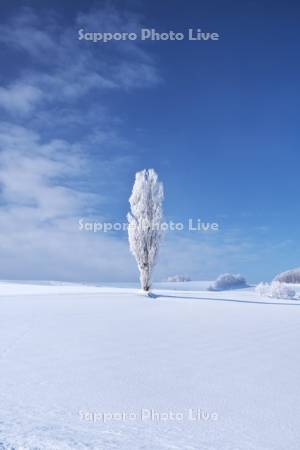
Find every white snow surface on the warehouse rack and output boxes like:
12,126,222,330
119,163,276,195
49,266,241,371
0,281,300,450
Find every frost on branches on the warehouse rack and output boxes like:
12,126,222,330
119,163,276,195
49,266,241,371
208,273,247,291
166,275,191,282
273,267,300,284
255,281,296,300
127,169,164,292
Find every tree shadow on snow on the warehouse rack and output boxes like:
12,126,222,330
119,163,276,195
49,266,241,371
152,293,300,306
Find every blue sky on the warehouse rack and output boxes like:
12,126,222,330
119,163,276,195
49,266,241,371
0,0,299,282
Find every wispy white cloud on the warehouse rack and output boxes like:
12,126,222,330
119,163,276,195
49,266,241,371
0,122,137,281
0,7,58,58
0,123,93,218
0,83,43,115
0,5,160,117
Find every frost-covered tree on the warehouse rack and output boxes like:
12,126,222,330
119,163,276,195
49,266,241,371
208,273,247,291
255,281,296,299
127,169,164,292
274,268,300,284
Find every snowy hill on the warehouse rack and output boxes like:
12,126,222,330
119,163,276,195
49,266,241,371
0,281,300,449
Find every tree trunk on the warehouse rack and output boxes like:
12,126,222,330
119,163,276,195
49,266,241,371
140,265,150,291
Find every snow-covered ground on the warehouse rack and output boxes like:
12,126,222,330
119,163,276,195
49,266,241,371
0,281,300,450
